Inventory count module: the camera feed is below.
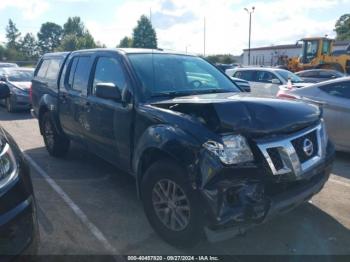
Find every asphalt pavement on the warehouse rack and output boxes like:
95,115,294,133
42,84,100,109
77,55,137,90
0,108,349,255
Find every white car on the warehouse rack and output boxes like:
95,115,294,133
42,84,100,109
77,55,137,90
226,67,310,96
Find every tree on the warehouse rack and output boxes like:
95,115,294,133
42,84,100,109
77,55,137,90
335,14,350,40
20,33,38,59
132,15,157,48
37,22,63,54
63,17,85,37
118,36,133,48
58,32,96,51
206,54,236,64
6,19,21,49
57,17,98,51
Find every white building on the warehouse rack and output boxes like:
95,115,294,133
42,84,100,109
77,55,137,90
242,40,350,66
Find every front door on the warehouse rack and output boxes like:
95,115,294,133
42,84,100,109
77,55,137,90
85,54,133,169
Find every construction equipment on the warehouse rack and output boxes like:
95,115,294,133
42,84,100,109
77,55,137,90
287,37,350,74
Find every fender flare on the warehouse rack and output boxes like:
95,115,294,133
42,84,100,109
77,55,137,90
132,124,200,198
37,94,64,135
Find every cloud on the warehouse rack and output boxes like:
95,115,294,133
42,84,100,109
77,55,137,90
86,0,349,55
0,0,49,20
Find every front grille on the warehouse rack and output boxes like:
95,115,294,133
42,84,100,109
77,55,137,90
267,148,284,171
257,123,324,177
291,131,318,163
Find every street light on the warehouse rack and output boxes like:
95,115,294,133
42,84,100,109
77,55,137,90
244,6,255,65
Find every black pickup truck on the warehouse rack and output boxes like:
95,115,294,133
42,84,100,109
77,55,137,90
31,48,334,247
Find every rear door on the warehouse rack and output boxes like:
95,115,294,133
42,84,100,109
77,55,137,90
85,53,133,169
59,55,93,142
317,81,350,151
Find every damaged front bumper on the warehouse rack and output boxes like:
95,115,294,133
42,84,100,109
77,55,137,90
198,142,335,242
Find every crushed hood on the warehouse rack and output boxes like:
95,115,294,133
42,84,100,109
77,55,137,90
151,92,321,136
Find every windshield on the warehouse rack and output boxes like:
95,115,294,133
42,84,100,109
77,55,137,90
128,53,240,100
7,70,34,82
276,69,303,83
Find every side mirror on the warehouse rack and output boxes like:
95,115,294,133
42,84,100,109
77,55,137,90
0,83,10,99
95,83,121,101
271,79,281,84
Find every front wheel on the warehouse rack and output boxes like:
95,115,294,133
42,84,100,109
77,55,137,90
141,159,204,248
41,112,70,157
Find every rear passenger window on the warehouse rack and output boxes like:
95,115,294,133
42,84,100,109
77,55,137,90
68,58,79,89
234,71,255,81
73,57,91,92
92,57,127,95
66,56,91,92
37,60,50,78
46,59,62,81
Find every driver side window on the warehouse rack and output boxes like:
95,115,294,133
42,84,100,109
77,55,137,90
92,57,127,96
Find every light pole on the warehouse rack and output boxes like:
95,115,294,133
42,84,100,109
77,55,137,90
244,6,255,65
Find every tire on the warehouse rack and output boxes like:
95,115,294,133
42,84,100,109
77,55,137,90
6,97,15,113
41,112,70,157
141,159,204,248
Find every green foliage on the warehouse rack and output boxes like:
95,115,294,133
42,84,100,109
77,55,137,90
118,36,133,48
335,14,350,40
132,15,157,49
20,33,38,59
6,19,21,50
37,22,63,54
206,54,236,64
63,17,85,37
57,17,97,51
58,32,96,51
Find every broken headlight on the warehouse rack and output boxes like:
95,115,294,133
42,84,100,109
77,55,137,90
0,143,18,189
203,135,254,165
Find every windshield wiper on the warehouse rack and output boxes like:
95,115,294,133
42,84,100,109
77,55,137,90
150,89,234,98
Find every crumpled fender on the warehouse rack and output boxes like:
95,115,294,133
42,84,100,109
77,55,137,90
133,124,201,190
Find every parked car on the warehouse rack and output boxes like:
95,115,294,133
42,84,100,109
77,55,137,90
295,69,345,83
0,63,19,68
215,63,239,72
32,49,334,247
277,77,350,152
230,77,250,92
0,88,38,257
0,67,34,112
226,67,310,96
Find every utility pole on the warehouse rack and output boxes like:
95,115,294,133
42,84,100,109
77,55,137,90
244,7,255,65
150,8,152,24
203,17,206,57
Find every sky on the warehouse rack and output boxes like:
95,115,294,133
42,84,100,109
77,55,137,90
0,0,349,55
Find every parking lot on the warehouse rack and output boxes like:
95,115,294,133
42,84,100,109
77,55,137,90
0,107,350,256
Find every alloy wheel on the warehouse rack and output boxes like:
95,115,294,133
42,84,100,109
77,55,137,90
152,179,191,231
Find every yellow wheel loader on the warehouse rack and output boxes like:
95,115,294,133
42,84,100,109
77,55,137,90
287,37,350,74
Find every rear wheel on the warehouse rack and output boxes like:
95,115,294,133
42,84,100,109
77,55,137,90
41,112,70,157
141,159,204,248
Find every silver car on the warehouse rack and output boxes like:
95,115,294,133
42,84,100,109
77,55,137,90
226,67,310,97
277,77,350,152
